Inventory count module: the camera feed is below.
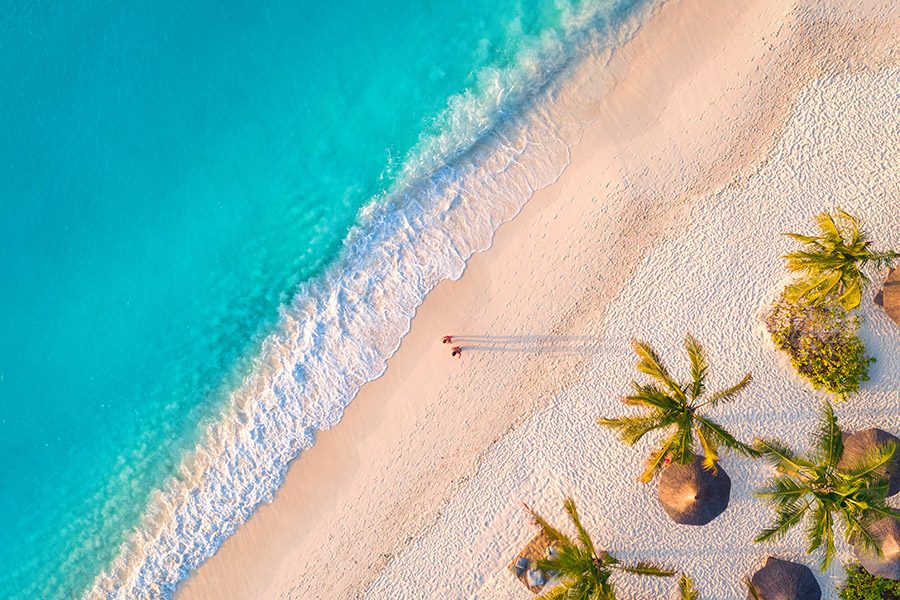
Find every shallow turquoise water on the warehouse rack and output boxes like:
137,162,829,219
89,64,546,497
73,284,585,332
0,0,639,597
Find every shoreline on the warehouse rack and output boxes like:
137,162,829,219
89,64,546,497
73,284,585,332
179,0,899,598
88,2,657,596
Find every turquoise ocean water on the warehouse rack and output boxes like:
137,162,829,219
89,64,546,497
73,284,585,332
0,0,643,597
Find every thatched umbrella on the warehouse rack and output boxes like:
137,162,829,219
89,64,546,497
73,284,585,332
875,267,899,325
747,557,821,600
852,517,900,580
657,454,730,525
837,428,900,496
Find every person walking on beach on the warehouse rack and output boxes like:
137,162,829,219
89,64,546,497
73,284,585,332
441,335,453,344
451,346,462,358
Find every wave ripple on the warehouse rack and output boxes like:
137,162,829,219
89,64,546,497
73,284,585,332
88,2,654,597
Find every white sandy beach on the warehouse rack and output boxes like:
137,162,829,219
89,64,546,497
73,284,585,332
179,0,900,598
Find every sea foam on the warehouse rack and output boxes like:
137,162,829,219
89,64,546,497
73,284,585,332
88,1,657,596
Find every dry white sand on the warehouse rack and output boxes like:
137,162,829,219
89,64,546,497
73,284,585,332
365,66,900,600
179,0,900,598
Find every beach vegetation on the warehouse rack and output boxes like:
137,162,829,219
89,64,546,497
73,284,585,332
678,574,699,600
597,335,758,483
782,209,898,310
525,496,685,599
754,402,899,571
746,577,762,600
839,563,900,599
766,293,873,398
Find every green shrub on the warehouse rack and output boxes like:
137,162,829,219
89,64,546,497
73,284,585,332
765,293,873,397
840,564,900,600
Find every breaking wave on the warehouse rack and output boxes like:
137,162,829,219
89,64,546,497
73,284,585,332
89,1,658,596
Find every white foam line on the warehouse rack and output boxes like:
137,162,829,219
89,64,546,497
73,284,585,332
87,2,663,597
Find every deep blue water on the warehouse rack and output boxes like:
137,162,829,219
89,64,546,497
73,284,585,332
0,0,638,597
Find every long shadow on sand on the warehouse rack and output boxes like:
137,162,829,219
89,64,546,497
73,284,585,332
450,335,610,355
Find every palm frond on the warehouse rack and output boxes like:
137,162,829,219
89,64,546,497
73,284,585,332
783,273,827,303
564,578,596,600
806,502,835,571
622,383,681,411
843,441,897,481
754,438,813,474
783,232,820,245
678,574,699,600
836,208,861,240
698,373,751,410
524,504,575,548
631,340,684,399
816,211,842,240
746,578,762,600
612,561,676,577
640,430,681,483
684,335,707,401
784,249,835,265
563,497,595,557
754,499,809,544
756,475,808,507
785,271,844,305
695,416,758,457
534,583,571,600
836,281,862,310
855,501,900,522
535,545,593,582
813,402,843,467
842,509,881,559
596,413,671,446
671,413,695,464
861,481,892,506
869,249,900,267
816,271,845,302
696,425,719,472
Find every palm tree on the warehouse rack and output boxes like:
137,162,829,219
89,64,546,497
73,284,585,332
597,336,757,483
754,402,900,571
526,497,681,599
783,208,899,310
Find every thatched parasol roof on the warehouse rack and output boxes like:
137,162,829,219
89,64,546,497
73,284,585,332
747,557,821,600
875,268,900,325
837,428,900,496
852,517,900,580
658,454,730,525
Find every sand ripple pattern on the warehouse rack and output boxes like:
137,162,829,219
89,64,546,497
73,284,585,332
364,68,900,600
